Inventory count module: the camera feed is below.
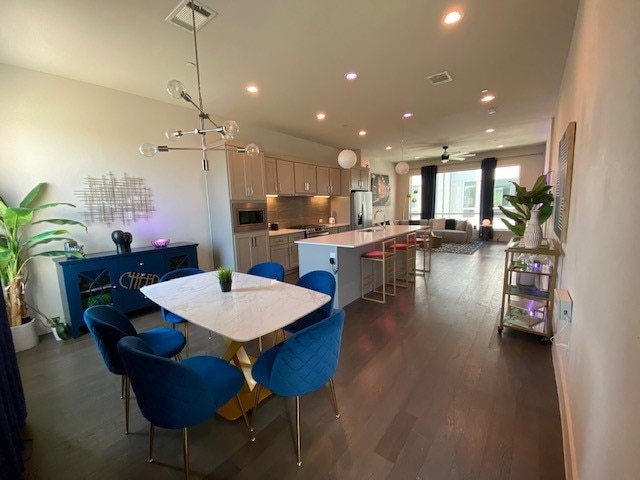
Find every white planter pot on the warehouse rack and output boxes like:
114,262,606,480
11,318,39,352
523,210,543,249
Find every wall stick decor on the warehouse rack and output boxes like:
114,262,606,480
553,122,576,242
75,172,155,225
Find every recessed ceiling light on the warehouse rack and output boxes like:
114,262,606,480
316,113,326,120
486,128,496,133
498,145,504,148
481,94,495,103
345,72,358,81
403,112,413,118
246,85,258,93
386,146,392,150
358,130,367,136
414,156,420,159
443,10,464,24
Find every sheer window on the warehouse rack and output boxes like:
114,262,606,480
493,166,520,229
434,169,482,227
409,174,422,220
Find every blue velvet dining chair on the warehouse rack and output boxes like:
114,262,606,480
159,268,204,356
283,270,336,335
251,308,345,466
247,261,285,281
84,305,186,435
247,261,285,351
117,336,253,480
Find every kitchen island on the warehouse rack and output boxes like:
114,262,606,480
296,225,424,308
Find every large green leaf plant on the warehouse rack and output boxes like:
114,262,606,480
0,183,86,327
498,174,554,237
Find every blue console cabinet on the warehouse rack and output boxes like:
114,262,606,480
55,242,199,337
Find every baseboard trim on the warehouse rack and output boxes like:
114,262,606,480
552,344,578,480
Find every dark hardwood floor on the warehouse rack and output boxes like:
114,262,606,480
17,242,564,479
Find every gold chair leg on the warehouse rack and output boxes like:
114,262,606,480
328,378,340,418
236,394,255,441
148,423,155,463
251,384,262,431
183,427,190,480
175,353,183,361
120,375,125,399
258,336,263,353
124,376,130,435
184,322,189,358
295,396,302,467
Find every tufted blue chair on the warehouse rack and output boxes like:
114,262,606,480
159,268,204,356
246,262,285,351
117,336,252,480
84,305,186,434
252,308,345,466
247,261,285,282
283,270,336,335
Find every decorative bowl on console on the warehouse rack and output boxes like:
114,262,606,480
152,238,170,248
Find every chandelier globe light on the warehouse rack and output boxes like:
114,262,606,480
337,149,358,169
395,161,410,175
139,2,258,171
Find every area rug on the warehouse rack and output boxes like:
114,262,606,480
432,240,483,255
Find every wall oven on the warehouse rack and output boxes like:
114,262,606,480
232,201,268,232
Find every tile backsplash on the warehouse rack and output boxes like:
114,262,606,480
267,197,331,227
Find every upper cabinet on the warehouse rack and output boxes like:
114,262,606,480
317,166,343,196
342,166,370,191
294,163,317,195
264,157,295,196
228,149,265,200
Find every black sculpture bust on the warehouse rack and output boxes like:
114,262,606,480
111,230,133,254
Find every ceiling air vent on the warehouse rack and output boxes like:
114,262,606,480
166,1,217,32
428,71,453,85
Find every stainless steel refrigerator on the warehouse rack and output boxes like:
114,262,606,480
350,191,373,230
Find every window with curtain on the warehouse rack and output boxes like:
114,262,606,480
409,174,422,219
434,169,482,227
492,166,520,229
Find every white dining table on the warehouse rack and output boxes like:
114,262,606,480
140,271,331,419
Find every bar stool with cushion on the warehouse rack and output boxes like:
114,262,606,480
159,268,204,356
84,305,186,435
390,231,417,287
412,228,431,274
360,238,396,304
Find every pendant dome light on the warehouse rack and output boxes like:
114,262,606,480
337,149,358,169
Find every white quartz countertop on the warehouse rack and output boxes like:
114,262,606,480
295,225,425,248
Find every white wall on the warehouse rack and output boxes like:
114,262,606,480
549,0,640,478
0,63,338,325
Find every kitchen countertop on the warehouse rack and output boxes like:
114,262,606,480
268,228,306,237
295,225,424,248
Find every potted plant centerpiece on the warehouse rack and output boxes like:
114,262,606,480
216,266,233,292
0,183,86,350
498,174,554,240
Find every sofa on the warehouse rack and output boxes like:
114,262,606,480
396,218,474,243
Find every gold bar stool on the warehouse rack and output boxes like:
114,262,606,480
391,232,417,287
413,228,431,274
361,238,396,303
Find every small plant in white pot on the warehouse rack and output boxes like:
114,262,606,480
0,183,86,350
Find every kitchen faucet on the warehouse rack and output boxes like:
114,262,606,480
374,209,386,231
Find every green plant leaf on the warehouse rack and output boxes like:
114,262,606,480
33,218,87,231
19,183,45,208
33,202,77,211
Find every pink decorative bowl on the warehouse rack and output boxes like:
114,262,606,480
151,238,170,248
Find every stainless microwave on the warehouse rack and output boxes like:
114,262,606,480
232,201,268,232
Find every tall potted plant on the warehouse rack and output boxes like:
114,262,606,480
0,183,86,348
498,174,553,237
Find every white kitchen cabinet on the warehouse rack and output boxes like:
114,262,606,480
269,233,304,272
294,163,317,194
316,166,342,196
228,149,265,200
234,231,269,272
341,166,370,191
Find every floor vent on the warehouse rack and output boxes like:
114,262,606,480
428,71,453,85
166,1,217,32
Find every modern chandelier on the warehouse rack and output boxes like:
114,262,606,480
139,1,259,171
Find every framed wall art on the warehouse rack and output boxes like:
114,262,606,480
553,121,576,242
371,173,391,206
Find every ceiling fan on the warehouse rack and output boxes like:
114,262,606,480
441,146,476,163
